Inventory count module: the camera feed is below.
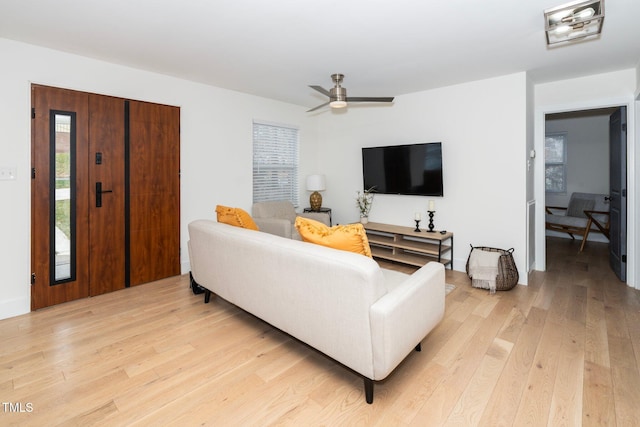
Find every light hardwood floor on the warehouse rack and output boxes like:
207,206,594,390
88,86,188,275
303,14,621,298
1,237,639,426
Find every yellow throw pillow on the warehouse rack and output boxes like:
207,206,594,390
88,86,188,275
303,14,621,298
215,205,259,231
295,217,372,258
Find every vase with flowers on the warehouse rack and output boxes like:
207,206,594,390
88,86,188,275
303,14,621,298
356,187,375,224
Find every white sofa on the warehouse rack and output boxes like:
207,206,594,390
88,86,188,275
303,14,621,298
187,219,445,403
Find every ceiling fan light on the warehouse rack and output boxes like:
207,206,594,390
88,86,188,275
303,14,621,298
330,100,347,108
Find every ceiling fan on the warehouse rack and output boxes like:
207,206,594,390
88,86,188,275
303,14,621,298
307,74,395,112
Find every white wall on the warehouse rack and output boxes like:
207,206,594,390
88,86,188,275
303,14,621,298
534,69,637,287
314,73,530,278
0,38,319,320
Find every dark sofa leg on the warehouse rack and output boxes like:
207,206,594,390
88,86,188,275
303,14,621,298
364,378,374,404
189,272,205,295
204,289,212,304
415,343,422,352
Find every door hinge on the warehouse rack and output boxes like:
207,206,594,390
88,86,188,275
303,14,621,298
622,123,627,132
31,273,36,285
31,108,35,119
31,168,36,179
622,255,627,263
622,189,627,197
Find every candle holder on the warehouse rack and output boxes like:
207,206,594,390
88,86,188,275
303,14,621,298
427,211,435,232
414,219,421,232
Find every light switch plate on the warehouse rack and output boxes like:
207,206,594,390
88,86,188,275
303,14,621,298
0,167,17,180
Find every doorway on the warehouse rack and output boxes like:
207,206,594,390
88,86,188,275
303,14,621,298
31,85,180,310
543,106,627,280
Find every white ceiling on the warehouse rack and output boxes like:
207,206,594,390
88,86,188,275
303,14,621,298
1,0,639,109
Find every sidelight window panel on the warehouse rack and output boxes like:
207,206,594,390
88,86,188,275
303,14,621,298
51,112,76,284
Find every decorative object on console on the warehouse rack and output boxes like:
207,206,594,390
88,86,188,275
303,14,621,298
306,174,326,211
356,187,375,223
414,212,422,232
544,0,604,45
427,200,435,233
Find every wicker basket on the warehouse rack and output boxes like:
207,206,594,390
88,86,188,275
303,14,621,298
465,245,519,291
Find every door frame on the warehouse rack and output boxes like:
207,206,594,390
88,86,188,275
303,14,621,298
533,95,637,289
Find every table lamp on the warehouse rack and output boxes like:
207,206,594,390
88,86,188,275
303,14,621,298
306,174,326,211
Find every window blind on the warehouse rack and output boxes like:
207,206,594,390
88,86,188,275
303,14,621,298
253,121,299,206
545,133,567,193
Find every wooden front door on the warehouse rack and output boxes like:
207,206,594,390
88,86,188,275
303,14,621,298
31,85,125,309
31,85,179,310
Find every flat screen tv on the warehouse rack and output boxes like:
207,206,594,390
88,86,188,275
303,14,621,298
362,142,443,196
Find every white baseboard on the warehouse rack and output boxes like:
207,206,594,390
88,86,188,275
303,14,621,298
0,296,30,321
181,260,192,275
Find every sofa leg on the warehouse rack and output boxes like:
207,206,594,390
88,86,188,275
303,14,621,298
189,272,205,295
204,289,212,304
364,378,374,404
415,343,422,352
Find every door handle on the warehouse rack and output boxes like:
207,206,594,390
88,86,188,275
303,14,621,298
96,182,113,208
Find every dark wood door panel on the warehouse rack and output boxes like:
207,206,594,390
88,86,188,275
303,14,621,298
31,85,90,310
89,94,126,296
128,100,180,286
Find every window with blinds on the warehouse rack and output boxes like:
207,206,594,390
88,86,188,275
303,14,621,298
545,132,567,193
252,121,299,206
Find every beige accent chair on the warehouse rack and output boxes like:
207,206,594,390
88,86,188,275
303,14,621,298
545,192,610,252
252,200,330,240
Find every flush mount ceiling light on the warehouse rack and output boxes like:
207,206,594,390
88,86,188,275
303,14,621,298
544,0,604,45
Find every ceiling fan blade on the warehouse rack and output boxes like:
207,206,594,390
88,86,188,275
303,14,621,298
347,97,395,103
306,102,329,112
309,85,331,97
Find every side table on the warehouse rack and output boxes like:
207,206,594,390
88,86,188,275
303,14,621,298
303,207,332,226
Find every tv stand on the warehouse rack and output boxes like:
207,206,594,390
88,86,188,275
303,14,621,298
363,222,453,269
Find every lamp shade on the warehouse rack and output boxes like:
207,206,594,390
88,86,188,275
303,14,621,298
306,174,326,192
